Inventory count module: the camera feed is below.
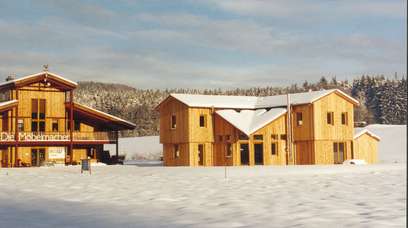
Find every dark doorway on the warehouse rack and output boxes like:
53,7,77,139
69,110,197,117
240,143,249,165
198,144,204,166
31,148,46,167
254,143,264,165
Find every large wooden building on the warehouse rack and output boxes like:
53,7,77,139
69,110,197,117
0,70,135,167
157,89,379,166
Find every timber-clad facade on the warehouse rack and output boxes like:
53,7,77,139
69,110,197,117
0,70,135,167
157,90,379,166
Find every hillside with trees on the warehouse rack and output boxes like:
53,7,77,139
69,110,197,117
74,75,407,136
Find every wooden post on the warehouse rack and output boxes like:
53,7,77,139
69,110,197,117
14,89,19,167
69,90,74,165
286,93,293,165
115,130,119,163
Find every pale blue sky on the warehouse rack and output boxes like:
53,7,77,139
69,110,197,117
0,0,406,88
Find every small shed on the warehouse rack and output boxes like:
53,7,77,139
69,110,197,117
353,129,380,164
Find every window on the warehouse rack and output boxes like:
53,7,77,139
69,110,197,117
218,135,223,142
52,119,59,132
31,99,46,132
174,144,179,158
171,115,176,129
327,112,334,125
280,134,287,140
253,134,263,140
271,134,278,140
225,135,231,141
239,133,249,140
17,119,24,132
271,142,278,155
296,112,303,126
226,143,232,157
74,121,80,131
341,112,348,125
199,115,206,127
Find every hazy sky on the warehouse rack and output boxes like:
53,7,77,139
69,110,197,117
0,0,406,88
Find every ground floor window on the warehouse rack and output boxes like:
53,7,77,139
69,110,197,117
271,142,278,155
226,143,232,157
174,144,179,158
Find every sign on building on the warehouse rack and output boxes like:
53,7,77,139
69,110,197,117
48,147,66,159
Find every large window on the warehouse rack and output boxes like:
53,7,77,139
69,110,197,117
296,112,303,126
31,99,46,132
226,143,232,157
327,112,334,125
199,115,206,127
171,115,176,129
341,112,348,125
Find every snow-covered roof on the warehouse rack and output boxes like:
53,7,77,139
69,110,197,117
0,99,18,112
216,108,287,135
0,71,78,89
354,129,381,141
165,89,358,109
169,93,258,109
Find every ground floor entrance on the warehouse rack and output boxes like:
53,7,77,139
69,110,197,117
31,148,46,167
254,143,264,165
240,143,249,165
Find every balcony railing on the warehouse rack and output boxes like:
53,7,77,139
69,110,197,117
0,131,116,142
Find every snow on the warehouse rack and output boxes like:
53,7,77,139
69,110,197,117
343,159,367,165
104,136,162,160
216,108,287,135
0,164,405,227
354,128,381,140
355,125,406,163
168,89,358,109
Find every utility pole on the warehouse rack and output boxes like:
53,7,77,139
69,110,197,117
286,93,293,165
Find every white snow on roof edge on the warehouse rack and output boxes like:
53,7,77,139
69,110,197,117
354,129,381,141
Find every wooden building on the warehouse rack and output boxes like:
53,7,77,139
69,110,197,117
352,129,380,164
157,89,379,166
0,70,135,167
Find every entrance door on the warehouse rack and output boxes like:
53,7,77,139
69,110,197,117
198,144,204,166
31,148,46,167
240,143,249,165
254,143,264,165
333,142,345,164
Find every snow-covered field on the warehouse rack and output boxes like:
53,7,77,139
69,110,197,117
0,125,406,227
0,164,406,227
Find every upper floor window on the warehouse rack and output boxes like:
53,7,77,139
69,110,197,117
31,99,46,132
52,119,59,132
327,112,334,125
341,112,348,125
253,134,263,140
296,112,303,126
271,142,278,155
225,135,231,141
239,133,249,140
199,115,207,127
17,119,24,132
271,134,278,140
171,114,176,129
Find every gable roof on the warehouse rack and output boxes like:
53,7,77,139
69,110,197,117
66,102,136,130
0,100,18,112
0,71,78,91
354,129,381,141
216,108,287,135
158,89,358,110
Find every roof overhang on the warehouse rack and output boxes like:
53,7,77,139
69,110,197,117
65,102,136,130
0,100,18,112
354,129,381,141
0,71,78,91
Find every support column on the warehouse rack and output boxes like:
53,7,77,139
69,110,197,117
69,90,74,165
14,89,19,167
115,131,119,163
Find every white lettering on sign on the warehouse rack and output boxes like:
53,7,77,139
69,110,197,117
0,132,70,141
48,147,66,159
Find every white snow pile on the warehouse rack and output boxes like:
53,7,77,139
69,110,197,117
104,136,161,160
356,124,406,163
343,159,367,165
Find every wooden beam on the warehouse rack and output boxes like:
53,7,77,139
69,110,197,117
69,90,74,165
